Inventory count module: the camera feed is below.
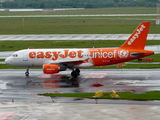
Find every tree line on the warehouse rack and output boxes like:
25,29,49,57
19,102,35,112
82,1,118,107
0,0,158,9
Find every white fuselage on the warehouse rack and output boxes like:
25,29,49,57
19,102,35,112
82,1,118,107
5,48,93,67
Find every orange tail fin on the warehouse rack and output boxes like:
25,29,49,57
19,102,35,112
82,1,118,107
120,22,150,49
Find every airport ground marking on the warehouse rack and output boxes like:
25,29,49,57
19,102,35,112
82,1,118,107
20,113,30,120
0,112,17,120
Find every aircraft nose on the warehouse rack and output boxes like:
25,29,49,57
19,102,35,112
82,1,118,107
5,57,12,65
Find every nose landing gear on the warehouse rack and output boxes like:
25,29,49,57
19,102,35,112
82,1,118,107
25,67,29,76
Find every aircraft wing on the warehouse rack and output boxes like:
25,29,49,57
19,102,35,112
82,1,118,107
44,58,89,65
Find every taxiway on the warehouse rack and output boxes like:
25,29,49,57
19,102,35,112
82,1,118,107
0,34,160,41
0,69,160,120
0,69,160,103
0,14,157,18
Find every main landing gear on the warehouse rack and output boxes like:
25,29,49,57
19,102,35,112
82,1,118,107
25,67,29,76
71,68,80,78
67,68,80,85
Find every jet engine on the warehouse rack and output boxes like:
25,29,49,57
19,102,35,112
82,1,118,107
43,64,66,74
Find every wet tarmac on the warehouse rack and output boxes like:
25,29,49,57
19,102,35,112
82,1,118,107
0,69,160,104
1,69,160,120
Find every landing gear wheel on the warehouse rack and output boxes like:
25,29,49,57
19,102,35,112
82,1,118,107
75,68,80,75
25,67,30,76
71,70,78,77
25,72,29,76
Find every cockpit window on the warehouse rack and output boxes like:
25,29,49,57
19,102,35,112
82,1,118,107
13,54,18,57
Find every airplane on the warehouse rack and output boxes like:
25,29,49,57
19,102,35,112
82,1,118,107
5,22,154,77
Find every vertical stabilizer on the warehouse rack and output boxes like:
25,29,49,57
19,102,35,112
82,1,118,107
120,22,150,49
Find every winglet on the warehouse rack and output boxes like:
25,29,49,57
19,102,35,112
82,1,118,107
120,22,150,49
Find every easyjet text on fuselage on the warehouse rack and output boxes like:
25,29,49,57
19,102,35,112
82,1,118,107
29,50,84,61
28,49,126,60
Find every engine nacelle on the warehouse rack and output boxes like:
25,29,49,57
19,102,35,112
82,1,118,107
43,64,61,74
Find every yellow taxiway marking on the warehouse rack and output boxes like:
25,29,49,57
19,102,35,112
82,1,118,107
20,113,30,120
69,76,74,80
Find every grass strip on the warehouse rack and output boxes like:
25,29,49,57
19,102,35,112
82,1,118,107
0,64,160,69
0,18,159,34
39,91,160,100
0,59,5,61
131,54,160,62
0,64,41,69
89,64,160,69
0,40,159,51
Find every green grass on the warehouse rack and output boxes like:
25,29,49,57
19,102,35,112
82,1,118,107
88,64,160,69
0,7,158,34
0,40,123,51
131,54,160,62
0,18,158,34
0,40,160,51
0,59,4,61
0,64,41,69
39,91,160,100
40,93,94,98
